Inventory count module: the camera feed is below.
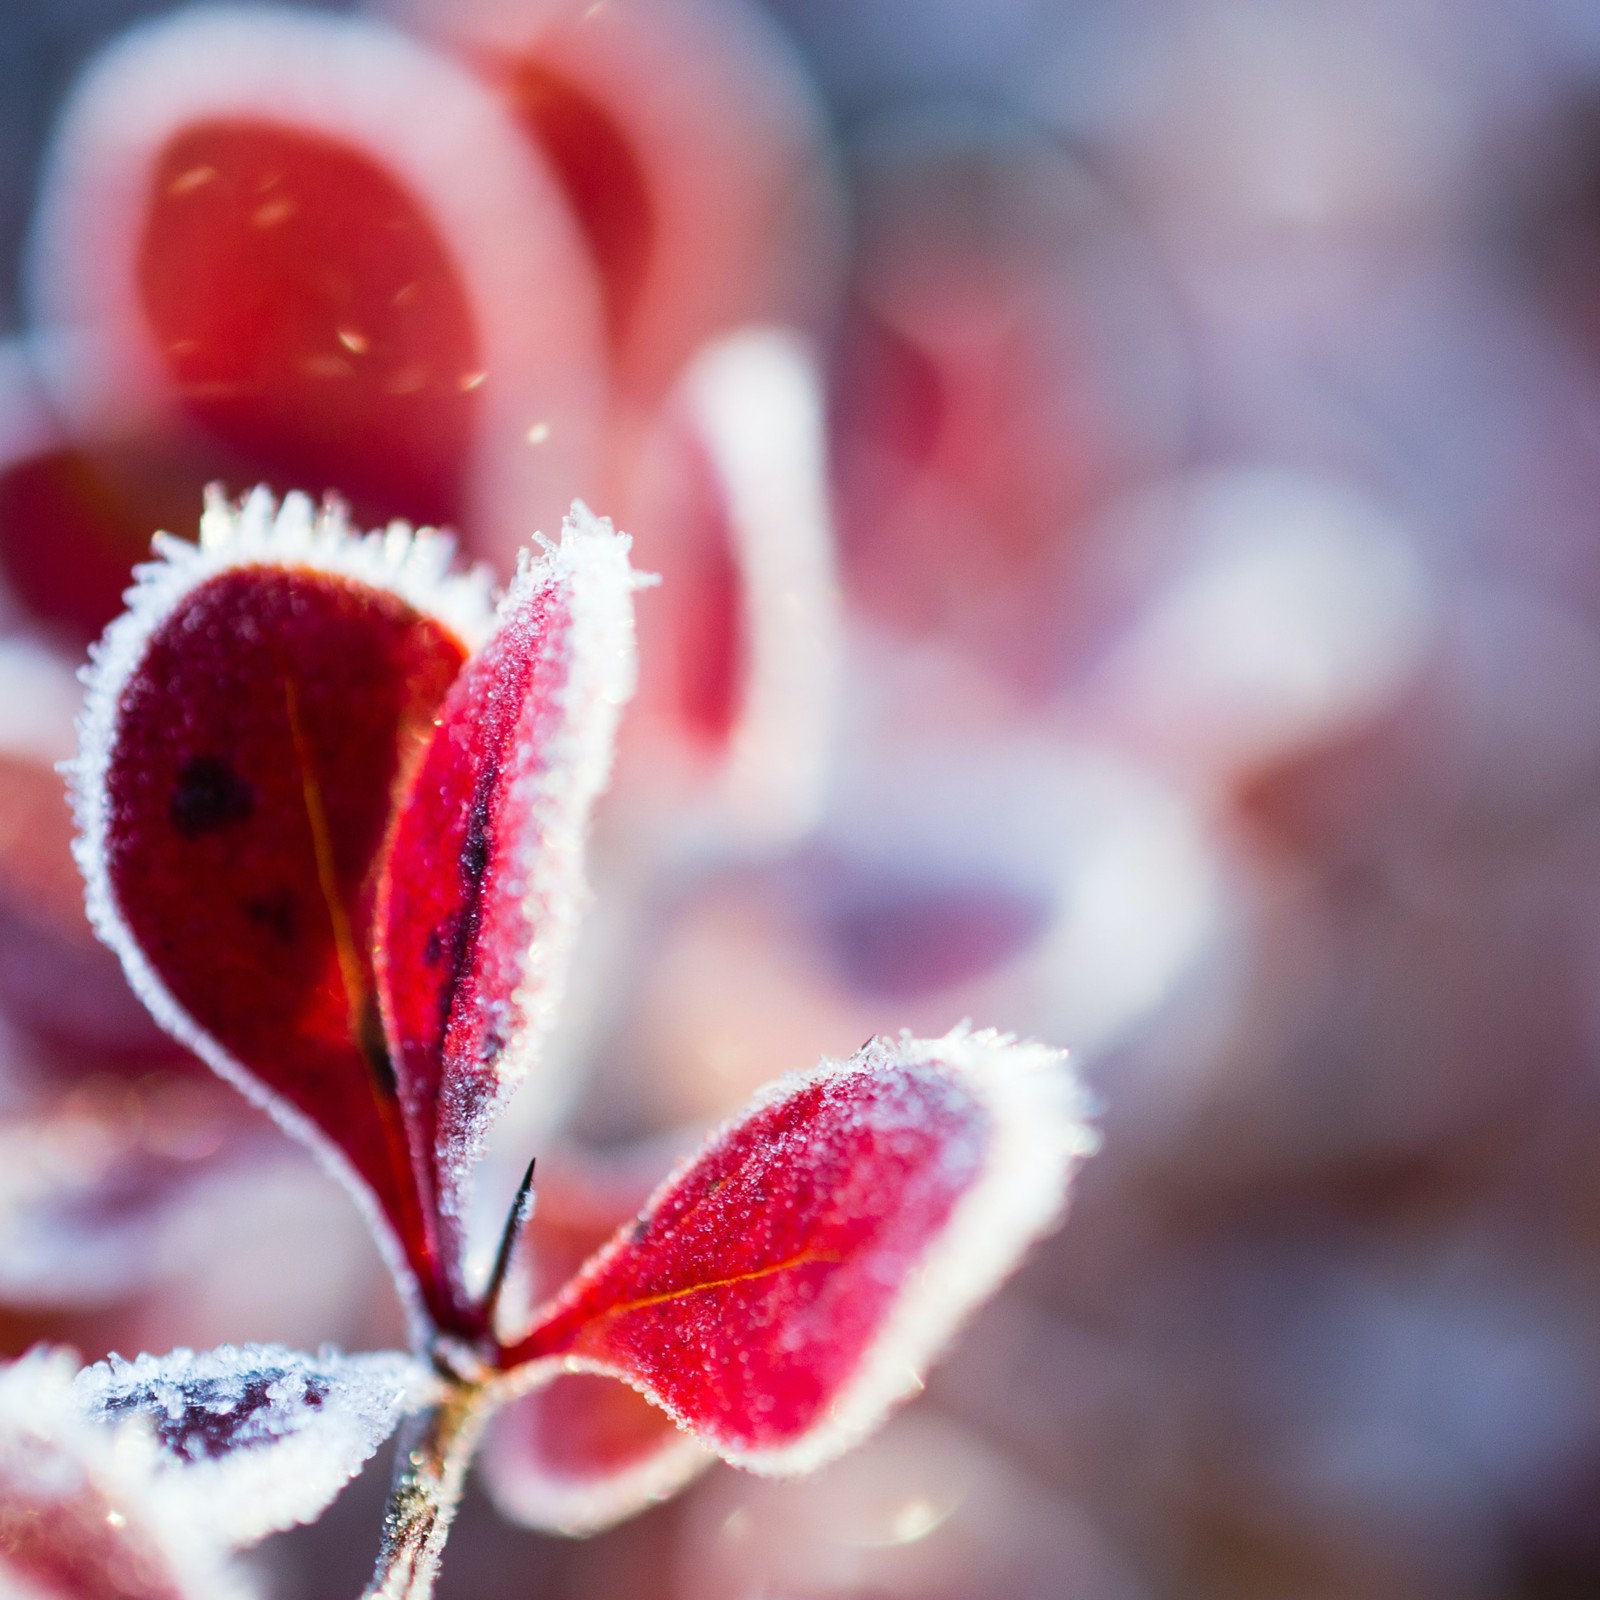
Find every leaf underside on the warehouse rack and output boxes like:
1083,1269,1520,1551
482,1372,707,1535
480,1150,708,1533
74,1343,421,1546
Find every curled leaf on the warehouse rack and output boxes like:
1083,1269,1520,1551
626,329,839,852
374,504,638,1292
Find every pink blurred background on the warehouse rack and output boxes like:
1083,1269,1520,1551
7,1,1600,1597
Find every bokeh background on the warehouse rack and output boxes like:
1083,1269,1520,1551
7,1,1600,1597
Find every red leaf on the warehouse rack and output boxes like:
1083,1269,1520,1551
507,1027,1093,1472
140,118,481,535
0,347,185,647
0,438,232,650
481,1141,709,1533
500,61,656,362
70,486,494,1330
374,506,638,1293
497,1141,678,1330
396,0,842,406
30,7,605,565
622,330,839,852
482,1373,708,1535
0,337,266,650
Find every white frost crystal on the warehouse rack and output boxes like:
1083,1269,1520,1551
0,1347,255,1598
74,1342,431,1546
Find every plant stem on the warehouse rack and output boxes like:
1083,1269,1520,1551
362,1375,489,1600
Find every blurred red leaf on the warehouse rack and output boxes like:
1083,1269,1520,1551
141,121,480,534
482,1370,707,1535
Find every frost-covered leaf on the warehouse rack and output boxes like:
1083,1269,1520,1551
374,505,637,1294
507,1027,1094,1473
482,1373,710,1536
70,485,493,1329
73,1343,427,1547
28,5,603,555
0,1348,255,1599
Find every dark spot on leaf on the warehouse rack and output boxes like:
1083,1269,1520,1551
96,1370,333,1460
358,998,398,1096
170,755,255,837
242,888,297,943
423,926,444,966
434,767,500,1044
459,784,494,888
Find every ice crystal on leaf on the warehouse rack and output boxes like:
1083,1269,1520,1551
374,519,638,1291
0,1349,256,1600
73,1344,429,1546
503,1028,1092,1475
62,486,1093,1597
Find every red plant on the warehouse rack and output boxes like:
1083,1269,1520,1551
38,485,1093,1598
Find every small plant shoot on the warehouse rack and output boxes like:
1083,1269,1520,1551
31,486,1096,1598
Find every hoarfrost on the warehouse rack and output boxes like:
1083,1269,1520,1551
0,1348,255,1598
505,1026,1096,1478
73,1342,430,1546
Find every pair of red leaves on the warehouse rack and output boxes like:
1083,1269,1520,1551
75,487,630,1339
67,486,1090,1506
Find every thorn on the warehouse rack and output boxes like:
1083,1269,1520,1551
483,1157,537,1326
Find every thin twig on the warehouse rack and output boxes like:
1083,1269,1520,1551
362,1377,489,1600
